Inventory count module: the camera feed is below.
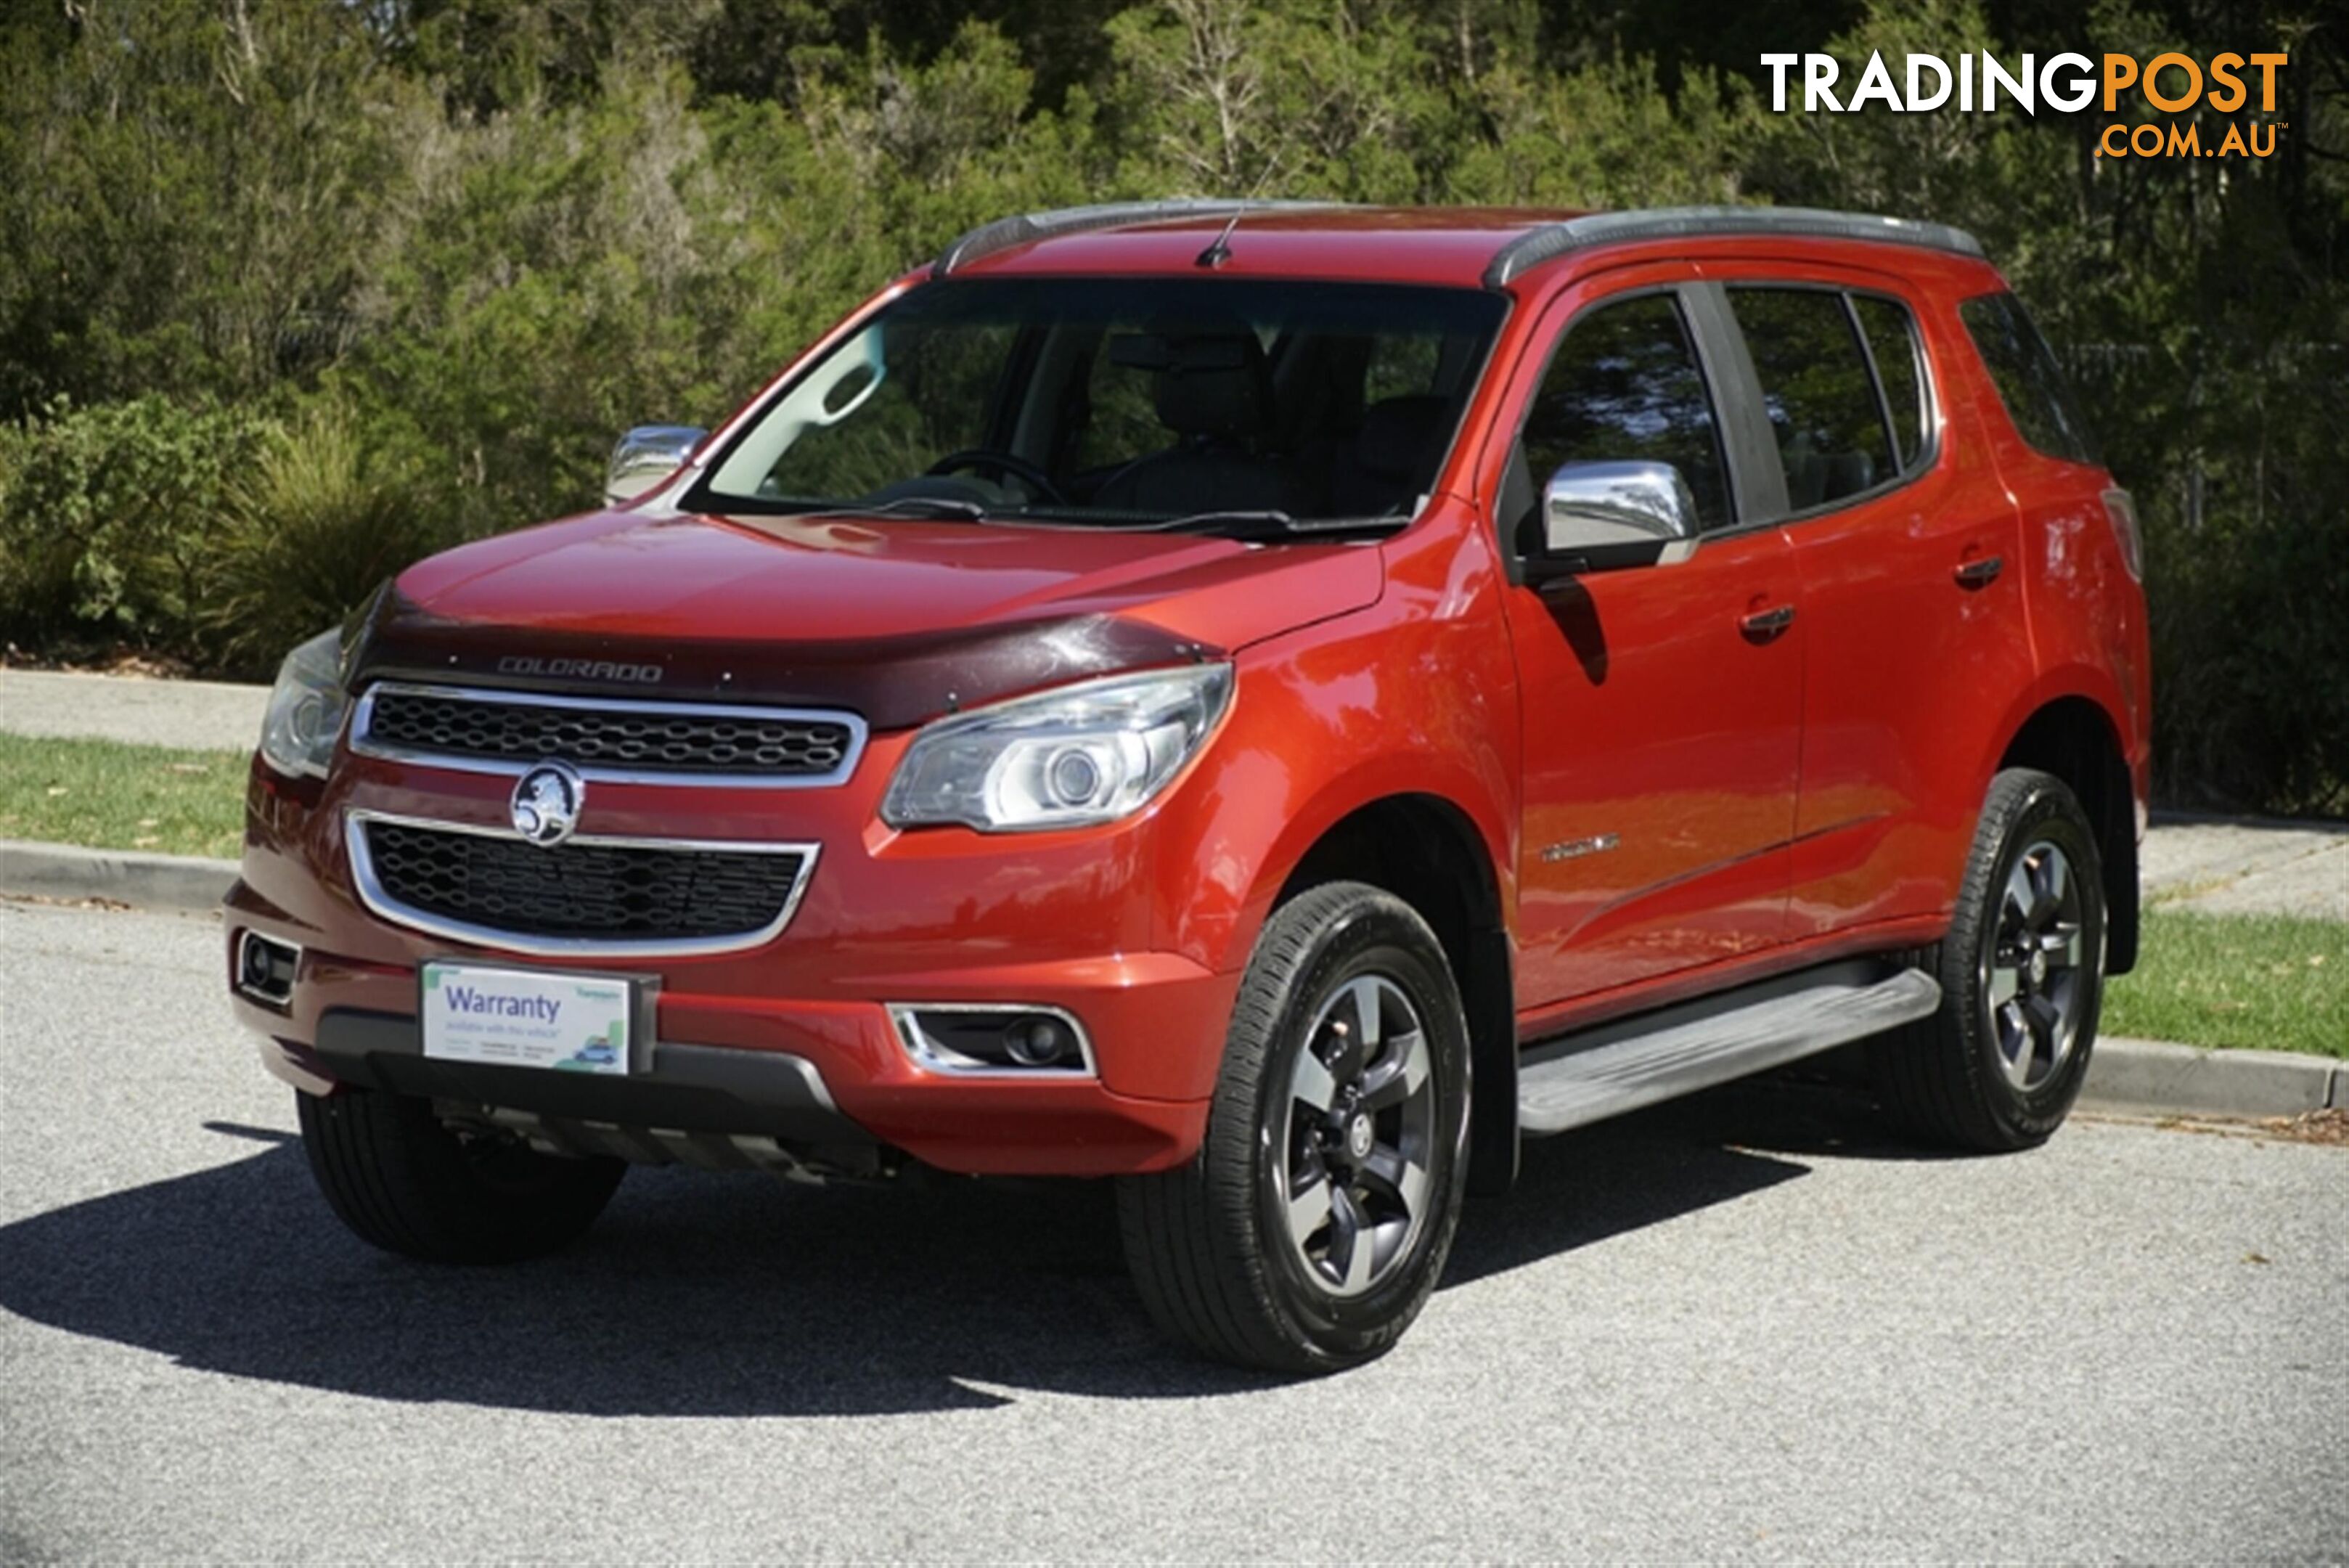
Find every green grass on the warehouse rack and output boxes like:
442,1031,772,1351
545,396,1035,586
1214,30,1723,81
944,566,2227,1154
0,732,248,860
2105,907,2349,1058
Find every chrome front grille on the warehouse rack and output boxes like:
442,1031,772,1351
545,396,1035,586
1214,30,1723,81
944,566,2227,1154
347,813,817,957
351,683,864,786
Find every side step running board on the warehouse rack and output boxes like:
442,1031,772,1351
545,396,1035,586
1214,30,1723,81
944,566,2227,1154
1516,965,1941,1136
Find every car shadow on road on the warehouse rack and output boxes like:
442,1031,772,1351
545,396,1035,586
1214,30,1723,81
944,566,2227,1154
0,1074,1913,1417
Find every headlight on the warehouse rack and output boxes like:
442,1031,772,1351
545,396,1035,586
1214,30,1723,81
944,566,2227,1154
257,629,350,780
881,664,1233,832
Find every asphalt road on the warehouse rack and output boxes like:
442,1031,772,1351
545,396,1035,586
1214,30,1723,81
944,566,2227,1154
3,899,2343,1563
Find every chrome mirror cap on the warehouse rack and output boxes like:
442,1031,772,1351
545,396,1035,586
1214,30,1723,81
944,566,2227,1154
1542,460,1699,556
605,425,708,507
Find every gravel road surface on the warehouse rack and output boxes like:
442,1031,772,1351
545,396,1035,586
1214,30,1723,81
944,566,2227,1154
0,669,266,753
2141,817,2349,923
1,898,2343,1563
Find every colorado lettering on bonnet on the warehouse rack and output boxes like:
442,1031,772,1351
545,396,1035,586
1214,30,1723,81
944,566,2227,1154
495,655,663,683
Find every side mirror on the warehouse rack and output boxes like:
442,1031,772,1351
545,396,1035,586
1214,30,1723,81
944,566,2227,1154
1532,460,1699,579
605,425,708,507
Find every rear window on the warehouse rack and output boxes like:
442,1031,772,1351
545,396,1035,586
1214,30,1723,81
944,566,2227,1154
1730,287,1896,510
1960,291,2100,465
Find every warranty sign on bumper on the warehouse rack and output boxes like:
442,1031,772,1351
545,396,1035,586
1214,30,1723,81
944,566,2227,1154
420,961,646,1076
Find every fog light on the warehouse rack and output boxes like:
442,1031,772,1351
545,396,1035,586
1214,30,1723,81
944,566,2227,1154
1005,1014,1074,1066
235,930,301,1007
888,1004,1094,1077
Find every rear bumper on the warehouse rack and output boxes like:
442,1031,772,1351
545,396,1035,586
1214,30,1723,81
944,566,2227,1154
227,878,1223,1179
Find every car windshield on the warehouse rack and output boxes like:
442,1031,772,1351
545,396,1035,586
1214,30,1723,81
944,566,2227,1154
690,277,1507,533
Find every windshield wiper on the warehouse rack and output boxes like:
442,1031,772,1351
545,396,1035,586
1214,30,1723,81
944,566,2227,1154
1144,509,1405,541
852,496,994,521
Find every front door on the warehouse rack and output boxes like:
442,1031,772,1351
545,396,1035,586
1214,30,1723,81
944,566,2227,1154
1491,281,1804,1010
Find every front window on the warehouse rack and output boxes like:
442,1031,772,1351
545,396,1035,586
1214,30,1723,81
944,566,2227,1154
1518,292,1733,534
693,277,1506,534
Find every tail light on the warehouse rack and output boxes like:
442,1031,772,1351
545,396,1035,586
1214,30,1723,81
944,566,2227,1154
2101,488,2144,581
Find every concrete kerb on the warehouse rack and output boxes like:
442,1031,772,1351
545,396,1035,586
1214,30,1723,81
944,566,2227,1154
2082,1037,2342,1120
3,838,2337,1124
0,839,238,918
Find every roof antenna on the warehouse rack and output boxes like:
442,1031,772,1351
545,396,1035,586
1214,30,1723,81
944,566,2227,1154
1195,211,1242,269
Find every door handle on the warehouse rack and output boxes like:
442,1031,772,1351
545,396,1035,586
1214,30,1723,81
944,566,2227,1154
1739,603,1795,639
1953,553,2005,587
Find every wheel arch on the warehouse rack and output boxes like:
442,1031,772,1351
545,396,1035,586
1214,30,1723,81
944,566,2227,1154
1271,793,1521,1194
1993,690,2141,975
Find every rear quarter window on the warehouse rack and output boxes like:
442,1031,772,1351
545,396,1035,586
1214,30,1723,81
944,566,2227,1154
1851,295,1929,471
1960,291,2100,465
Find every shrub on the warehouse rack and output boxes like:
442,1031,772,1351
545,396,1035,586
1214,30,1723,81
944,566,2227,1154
0,394,452,676
202,402,458,676
0,395,276,660
2146,505,2349,817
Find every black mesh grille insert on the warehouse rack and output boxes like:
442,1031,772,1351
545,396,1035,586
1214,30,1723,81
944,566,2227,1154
364,690,854,777
364,822,806,942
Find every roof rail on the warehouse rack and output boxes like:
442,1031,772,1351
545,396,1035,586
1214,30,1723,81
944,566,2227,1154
933,199,1346,277
1484,205,1985,290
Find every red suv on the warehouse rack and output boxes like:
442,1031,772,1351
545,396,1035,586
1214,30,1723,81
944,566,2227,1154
227,203,2150,1373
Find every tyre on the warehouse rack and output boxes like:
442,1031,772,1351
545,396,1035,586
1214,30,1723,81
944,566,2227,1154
297,1086,625,1263
1118,882,1472,1374
1874,767,2107,1151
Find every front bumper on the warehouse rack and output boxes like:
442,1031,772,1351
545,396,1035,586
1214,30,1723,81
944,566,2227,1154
226,881,1225,1177
225,722,1239,1177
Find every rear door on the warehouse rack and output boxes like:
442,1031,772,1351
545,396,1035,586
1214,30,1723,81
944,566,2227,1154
1718,269,2035,936
1488,272,1805,1008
